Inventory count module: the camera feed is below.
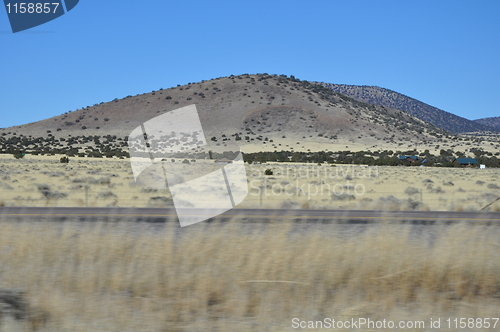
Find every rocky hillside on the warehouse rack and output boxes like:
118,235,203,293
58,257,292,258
0,74,452,155
474,116,500,130
316,83,493,133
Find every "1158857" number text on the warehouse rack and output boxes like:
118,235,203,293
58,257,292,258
5,3,60,14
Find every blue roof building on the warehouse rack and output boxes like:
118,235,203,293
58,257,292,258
399,155,419,162
454,158,479,166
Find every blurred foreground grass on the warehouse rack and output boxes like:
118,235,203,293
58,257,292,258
0,218,499,331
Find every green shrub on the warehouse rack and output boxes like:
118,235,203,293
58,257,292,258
13,151,24,159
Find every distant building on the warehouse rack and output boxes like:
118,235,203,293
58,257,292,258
453,158,479,167
398,155,419,163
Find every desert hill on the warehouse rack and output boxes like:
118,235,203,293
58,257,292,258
474,116,500,130
0,74,459,155
316,83,493,133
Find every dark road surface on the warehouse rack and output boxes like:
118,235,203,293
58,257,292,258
1,207,500,224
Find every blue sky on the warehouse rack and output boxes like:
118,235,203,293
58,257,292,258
1,0,499,128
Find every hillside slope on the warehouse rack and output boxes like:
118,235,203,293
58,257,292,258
0,74,450,154
316,83,492,133
474,116,500,129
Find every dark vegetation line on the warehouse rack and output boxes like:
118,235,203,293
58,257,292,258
243,149,500,168
2,132,499,168
0,134,130,159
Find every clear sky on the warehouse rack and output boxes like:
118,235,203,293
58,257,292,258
1,0,499,128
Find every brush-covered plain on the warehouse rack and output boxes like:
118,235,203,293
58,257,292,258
1,155,500,211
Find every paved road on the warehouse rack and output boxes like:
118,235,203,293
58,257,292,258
1,207,500,224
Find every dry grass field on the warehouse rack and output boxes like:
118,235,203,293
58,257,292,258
1,155,500,331
0,218,499,331
245,162,500,212
1,154,500,212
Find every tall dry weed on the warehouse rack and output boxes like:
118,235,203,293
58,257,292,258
0,219,498,331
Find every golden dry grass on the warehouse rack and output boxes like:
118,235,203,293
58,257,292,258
0,218,499,331
3,155,500,212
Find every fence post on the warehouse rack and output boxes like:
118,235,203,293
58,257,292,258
85,186,89,207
